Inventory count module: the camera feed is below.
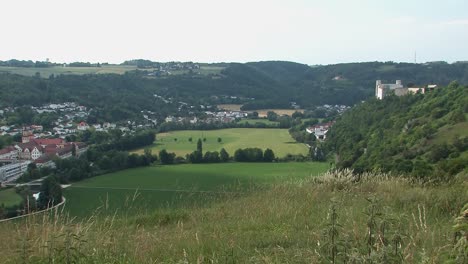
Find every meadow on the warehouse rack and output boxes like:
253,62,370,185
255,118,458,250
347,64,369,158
64,162,329,218
0,65,224,78
2,170,466,263
0,188,22,207
133,128,309,157
0,65,138,77
236,118,279,125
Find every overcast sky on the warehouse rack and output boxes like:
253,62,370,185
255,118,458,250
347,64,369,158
1,0,468,65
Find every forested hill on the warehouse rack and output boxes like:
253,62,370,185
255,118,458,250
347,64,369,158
326,82,468,180
0,61,467,121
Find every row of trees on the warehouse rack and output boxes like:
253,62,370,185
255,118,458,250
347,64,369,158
234,148,275,162
158,139,277,164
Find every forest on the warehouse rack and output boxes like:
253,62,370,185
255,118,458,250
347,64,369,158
1,60,468,123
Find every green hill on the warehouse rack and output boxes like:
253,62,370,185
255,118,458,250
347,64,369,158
326,82,468,179
1,61,467,122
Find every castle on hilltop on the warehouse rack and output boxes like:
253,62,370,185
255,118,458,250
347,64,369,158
375,80,437,100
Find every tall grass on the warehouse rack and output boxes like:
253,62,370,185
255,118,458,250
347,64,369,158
0,170,466,263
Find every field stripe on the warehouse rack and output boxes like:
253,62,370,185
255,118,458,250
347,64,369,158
70,185,244,194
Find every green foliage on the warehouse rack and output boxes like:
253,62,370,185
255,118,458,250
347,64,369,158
263,148,275,162
2,61,467,118
234,148,263,162
38,176,62,209
326,83,468,179
159,149,176,165
220,148,229,162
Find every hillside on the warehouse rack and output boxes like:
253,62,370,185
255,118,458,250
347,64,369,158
326,82,468,179
1,61,467,121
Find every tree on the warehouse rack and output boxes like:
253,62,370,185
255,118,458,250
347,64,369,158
197,138,203,153
263,148,275,162
204,151,220,163
220,148,229,162
144,148,156,164
267,111,278,121
188,137,193,143
217,137,222,143
234,149,246,162
159,149,175,165
37,176,62,209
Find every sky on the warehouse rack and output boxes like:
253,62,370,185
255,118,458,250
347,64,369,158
1,0,468,65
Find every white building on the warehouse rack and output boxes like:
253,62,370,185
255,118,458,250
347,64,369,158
375,80,406,100
0,161,31,183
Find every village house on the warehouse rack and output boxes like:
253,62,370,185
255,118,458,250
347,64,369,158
306,122,334,140
77,121,90,131
0,135,88,183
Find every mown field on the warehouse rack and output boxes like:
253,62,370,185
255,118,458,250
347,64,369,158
133,128,308,157
63,162,328,218
254,109,304,118
237,118,279,125
0,188,22,207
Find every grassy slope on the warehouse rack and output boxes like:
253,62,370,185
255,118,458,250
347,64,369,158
0,188,22,207
134,128,308,157
2,171,466,263
64,162,328,217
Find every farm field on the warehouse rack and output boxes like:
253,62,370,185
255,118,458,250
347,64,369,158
63,162,328,217
217,104,242,111
133,128,308,157
236,118,279,125
0,188,23,207
254,109,304,117
0,65,138,77
0,65,224,78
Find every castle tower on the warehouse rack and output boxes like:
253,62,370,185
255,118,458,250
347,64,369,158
21,128,34,143
376,80,382,98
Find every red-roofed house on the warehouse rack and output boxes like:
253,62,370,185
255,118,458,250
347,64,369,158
77,122,90,131
0,146,18,160
306,122,334,140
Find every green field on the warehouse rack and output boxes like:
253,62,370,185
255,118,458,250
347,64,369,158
135,128,308,157
64,162,328,217
0,65,138,77
0,65,224,78
0,188,23,208
237,118,279,125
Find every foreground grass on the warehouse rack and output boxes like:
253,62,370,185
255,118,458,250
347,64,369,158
133,128,309,157
1,171,466,263
64,162,328,217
